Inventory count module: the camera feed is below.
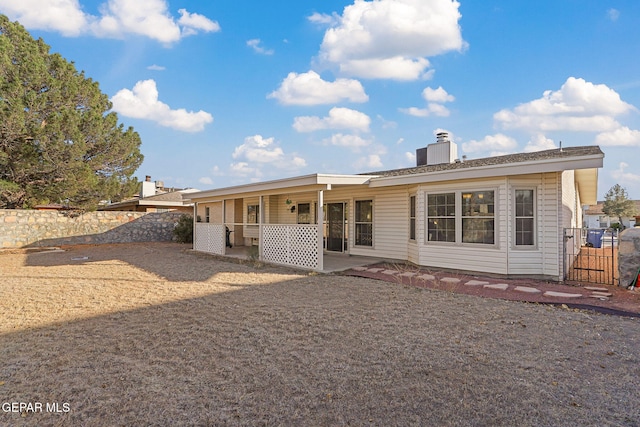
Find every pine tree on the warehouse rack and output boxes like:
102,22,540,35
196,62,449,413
0,15,143,209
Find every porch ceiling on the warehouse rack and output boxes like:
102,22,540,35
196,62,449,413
575,168,598,205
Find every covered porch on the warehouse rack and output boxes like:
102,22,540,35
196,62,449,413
188,174,378,272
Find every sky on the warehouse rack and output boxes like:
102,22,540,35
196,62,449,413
1,0,639,200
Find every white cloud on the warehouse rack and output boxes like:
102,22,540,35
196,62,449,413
293,107,370,133
247,39,274,55
229,162,261,179
147,64,165,71
354,154,383,170
231,135,307,174
268,71,368,105
178,8,220,35
377,115,397,130
612,162,640,183
405,151,416,164
322,133,372,151
524,134,557,152
0,0,88,36
110,79,213,132
607,8,620,22
198,177,213,185
318,0,465,80
307,12,340,26
339,57,434,81
422,86,455,103
462,133,518,156
595,127,640,147
0,0,219,43
400,87,454,117
494,77,635,132
399,107,429,118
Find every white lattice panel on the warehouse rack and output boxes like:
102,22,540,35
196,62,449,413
195,223,225,255
263,225,319,270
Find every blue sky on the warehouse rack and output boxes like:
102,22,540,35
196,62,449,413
2,0,639,199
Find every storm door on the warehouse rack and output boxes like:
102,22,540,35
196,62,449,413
324,202,348,252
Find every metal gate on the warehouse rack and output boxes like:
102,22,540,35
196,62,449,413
563,228,619,285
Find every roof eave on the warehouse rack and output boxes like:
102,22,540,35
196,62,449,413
368,154,604,187
187,173,377,201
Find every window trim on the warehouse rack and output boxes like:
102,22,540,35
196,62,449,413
461,190,496,245
409,194,416,241
354,199,373,247
297,202,315,224
426,191,456,244
424,188,498,247
247,204,259,226
513,188,536,249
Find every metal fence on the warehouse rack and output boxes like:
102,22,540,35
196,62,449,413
563,228,619,285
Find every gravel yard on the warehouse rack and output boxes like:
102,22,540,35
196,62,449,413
1,243,639,426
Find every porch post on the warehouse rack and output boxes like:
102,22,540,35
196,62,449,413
222,199,227,254
193,202,198,250
317,189,324,271
259,195,264,261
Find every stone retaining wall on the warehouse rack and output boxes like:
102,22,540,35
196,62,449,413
618,228,640,287
0,210,186,248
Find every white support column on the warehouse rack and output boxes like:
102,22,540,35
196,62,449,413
259,195,264,261
193,202,198,250
222,199,227,254
317,189,324,271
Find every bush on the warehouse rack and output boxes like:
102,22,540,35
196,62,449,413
173,214,194,243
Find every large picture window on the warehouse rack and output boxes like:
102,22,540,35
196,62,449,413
427,193,455,242
515,189,534,246
355,200,373,246
461,191,495,244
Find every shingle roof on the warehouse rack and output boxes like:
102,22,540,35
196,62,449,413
363,146,604,178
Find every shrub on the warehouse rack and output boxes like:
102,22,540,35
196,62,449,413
173,214,194,243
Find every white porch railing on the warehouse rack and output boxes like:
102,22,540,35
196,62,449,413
262,224,319,270
194,223,225,255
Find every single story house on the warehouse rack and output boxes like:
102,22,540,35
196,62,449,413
187,134,603,281
99,175,195,213
583,200,640,229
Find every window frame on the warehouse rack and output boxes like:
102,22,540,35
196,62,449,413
297,202,315,224
354,199,373,247
409,195,416,241
426,192,456,243
513,188,536,248
247,204,259,226
425,189,498,247
461,190,495,245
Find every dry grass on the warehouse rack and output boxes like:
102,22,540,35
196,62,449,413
1,243,639,426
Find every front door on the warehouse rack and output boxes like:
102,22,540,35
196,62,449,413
325,202,347,252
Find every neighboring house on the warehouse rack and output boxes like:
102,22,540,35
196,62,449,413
187,134,603,281
583,201,640,229
99,175,195,213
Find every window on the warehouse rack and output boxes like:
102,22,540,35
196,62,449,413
461,191,495,244
205,207,210,223
409,195,416,241
355,200,373,246
247,204,259,225
297,203,313,224
427,193,455,242
515,189,534,246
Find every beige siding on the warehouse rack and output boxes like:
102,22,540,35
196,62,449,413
324,186,410,260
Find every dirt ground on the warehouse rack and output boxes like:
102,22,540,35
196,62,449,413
1,243,639,426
